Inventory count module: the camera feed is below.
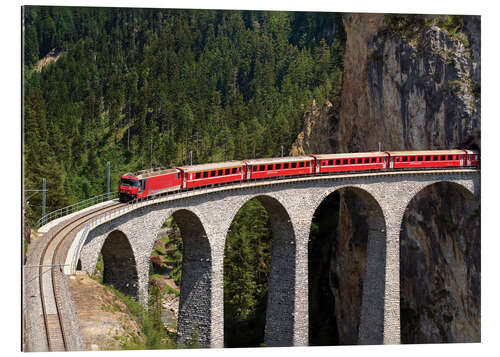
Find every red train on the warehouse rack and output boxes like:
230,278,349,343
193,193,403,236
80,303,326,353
118,149,479,202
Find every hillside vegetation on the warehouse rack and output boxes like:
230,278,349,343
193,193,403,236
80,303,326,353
23,6,345,223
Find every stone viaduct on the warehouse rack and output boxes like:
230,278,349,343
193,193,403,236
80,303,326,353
76,169,479,348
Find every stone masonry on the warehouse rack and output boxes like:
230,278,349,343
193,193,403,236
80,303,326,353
78,170,479,348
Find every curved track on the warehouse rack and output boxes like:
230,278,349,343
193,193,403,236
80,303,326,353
37,201,125,351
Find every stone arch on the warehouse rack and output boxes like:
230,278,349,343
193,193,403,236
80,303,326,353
399,180,480,343
151,208,212,348
223,194,296,347
308,185,387,345
100,230,139,297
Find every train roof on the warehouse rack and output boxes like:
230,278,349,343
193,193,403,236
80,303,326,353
244,156,313,165
386,149,472,156
314,152,387,159
177,160,245,173
123,167,178,179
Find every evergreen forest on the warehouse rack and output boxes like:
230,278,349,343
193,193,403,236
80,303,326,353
23,6,345,222
23,6,347,348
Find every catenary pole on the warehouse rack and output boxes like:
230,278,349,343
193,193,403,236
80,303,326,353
42,178,46,225
107,161,110,200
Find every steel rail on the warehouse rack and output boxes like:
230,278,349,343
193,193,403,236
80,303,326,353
38,201,124,351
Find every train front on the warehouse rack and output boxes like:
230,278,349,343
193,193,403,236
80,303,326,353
119,175,139,202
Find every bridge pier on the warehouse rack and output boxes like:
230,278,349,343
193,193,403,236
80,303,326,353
291,218,311,346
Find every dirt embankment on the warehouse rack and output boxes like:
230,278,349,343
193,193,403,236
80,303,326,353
68,272,143,351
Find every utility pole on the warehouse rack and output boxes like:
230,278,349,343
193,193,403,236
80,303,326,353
25,180,48,226
190,150,193,166
378,142,381,152
42,178,46,225
106,161,110,200
281,145,284,157
150,136,153,169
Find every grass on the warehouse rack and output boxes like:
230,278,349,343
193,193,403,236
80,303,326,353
164,284,180,297
103,283,178,350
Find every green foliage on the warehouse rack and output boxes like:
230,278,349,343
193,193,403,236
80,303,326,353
104,283,177,350
224,198,271,347
380,14,469,49
23,7,346,226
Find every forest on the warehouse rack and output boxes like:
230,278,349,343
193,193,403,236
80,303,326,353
23,6,345,222
23,6,346,348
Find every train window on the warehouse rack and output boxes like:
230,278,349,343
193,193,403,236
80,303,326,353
196,172,201,179
284,163,289,169
328,160,333,166
267,164,273,170
336,160,341,165
343,159,348,165
210,170,215,176
410,156,415,162
218,170,223,176
203,171,208,178
418,156,423,161
260,165,265,171
433,156,438,160
232,168,237,174
403,156,408,162
447,155,452,160
276,164,281,169
299,162,304,168
425,156,430,161
291,162,297,168
356,158,360,164
224,169,229,175
370,158,375,163
306,161,309,167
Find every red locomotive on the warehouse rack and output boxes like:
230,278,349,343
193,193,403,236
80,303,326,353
118,149,479,202
119,168,181,202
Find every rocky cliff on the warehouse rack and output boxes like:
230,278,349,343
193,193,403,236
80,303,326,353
297,13,481,344
289,100,339,155
339,14,480,153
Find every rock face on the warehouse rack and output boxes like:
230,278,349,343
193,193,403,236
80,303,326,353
339,14,480,153
290,100,339,155
299,13,481,344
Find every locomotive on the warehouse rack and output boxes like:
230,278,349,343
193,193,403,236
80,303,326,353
118,149,479,202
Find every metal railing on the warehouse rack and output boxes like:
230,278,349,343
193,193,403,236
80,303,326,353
36,192,118,229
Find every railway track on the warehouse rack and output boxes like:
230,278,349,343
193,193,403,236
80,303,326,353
37,201,125,351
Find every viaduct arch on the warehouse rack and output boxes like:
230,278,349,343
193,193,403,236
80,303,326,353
399,181,480,343
76,170,479,348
